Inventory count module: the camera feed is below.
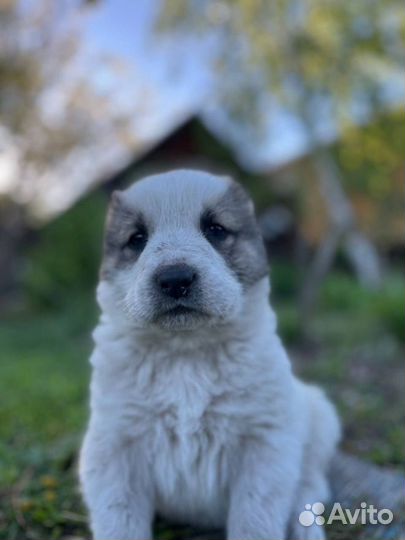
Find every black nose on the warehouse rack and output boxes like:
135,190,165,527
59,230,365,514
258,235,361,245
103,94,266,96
155,264,197,299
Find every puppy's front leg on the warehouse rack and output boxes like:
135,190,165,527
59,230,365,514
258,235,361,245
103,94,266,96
80,431,153,540
227,436,300,540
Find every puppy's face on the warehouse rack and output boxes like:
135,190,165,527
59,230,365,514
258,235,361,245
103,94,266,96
98,170,268,331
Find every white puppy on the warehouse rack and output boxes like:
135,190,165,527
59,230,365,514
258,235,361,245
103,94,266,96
79,170,340,540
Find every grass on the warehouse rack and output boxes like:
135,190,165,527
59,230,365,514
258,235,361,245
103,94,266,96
0,302,94,540
0,272,403,539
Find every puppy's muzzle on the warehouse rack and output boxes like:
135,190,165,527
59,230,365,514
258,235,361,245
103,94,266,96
154,264,197,300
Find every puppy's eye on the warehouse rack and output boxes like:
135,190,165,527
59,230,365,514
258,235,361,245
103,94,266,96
124,227,148,251
202,220,230,242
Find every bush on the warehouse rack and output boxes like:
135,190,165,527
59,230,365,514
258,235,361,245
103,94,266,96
270,261,302,300
24,193,107,309
374,276,404,343
320,271,404,343
320,272,370,312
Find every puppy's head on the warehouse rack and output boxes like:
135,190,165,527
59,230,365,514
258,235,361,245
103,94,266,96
98,169,268,331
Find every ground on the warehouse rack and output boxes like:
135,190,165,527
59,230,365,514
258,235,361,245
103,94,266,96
0,271,403,540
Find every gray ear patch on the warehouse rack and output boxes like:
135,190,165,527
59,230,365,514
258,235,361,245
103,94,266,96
100,191,145,280
211,182,269,287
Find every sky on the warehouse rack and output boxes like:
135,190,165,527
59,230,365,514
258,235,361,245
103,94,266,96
83,0,213,141
81,0,310,170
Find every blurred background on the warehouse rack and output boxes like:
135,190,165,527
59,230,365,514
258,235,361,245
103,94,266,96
0,1,404,539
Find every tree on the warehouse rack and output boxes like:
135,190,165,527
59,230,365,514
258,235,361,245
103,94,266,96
156,0,405,315
0,0,139,297
157,1,404,135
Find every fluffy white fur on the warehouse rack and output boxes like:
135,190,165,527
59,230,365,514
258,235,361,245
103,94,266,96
79,170,340,540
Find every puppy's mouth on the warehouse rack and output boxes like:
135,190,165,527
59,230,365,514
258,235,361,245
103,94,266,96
162,305,201,316
153,302,209,327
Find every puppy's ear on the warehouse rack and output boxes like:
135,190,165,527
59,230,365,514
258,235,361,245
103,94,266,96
106,189,131,225
104,190,122,232
100,190,136,280
226,177,256,217
104,189,135,236
110,189,124,208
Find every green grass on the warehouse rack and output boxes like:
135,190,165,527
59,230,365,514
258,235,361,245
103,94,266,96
0,272,403,539
0,302,94,540
280,272,405,468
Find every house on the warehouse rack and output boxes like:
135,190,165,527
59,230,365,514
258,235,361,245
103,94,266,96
90,113,404,254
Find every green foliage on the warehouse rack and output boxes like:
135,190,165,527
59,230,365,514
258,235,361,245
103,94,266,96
319,271,405,342
337,110,405,196
373,277,404,343
320,272,372,312
271,261,303,299
0,300,93,540
271,266,404,345
276,304,302,345
333,110,405,244
270,262,304,343
158,0,404,130
24,193,107,309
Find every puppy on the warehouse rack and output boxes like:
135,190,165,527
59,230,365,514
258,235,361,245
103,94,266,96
79,169,340,540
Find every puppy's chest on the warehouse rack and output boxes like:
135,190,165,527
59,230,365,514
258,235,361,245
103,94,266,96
130,359,241,524
129,356,244,445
